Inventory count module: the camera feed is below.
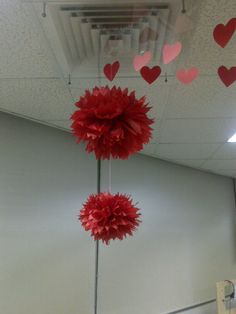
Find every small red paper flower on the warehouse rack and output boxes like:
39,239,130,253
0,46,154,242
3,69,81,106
71,86,154,159
79,192,141,244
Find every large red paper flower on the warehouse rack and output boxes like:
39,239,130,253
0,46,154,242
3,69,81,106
71,86,154,159
79,192,141,244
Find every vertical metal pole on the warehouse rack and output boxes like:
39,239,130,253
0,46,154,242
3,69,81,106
94,26,102,314
94,159,101,314
94,240,99,314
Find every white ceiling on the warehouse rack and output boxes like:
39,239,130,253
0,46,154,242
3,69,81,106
1,0,236,178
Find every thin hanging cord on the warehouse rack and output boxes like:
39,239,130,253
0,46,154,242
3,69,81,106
97,27,102,87
97,159,101,193
108,159,112,193
42,2,46,17
94,33,102,314
181,0,186,13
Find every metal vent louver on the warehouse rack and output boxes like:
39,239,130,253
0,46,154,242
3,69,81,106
33,1,171,78
46,4,169,64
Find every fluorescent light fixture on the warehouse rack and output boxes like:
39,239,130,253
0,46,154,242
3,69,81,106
227,132,236,143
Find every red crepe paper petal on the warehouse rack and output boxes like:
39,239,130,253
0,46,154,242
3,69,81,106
71,86,154,159
218,66,236,87
213,18,236,48
79,192,141,244
103,61,120,81
140,66,161,84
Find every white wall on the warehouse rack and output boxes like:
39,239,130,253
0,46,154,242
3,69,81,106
0,112,235,314
100,157,235,314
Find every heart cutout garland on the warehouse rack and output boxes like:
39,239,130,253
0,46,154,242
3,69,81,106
103,61,120,81
140,66,161,84
176,67,199,84
133,51,152,71
103,58,236,88
163,42,182,64
218,66,236,87
213,18,236,48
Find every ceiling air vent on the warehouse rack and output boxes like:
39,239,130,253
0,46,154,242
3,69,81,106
34,3,170,77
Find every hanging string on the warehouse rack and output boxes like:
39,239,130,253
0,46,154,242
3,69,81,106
68,73,71,85
41,2,46,17
165,72,168,83
181,0,186,13
108,159,112,193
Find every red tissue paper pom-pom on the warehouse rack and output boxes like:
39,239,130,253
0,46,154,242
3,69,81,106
79,192,141,244
71,86,154,159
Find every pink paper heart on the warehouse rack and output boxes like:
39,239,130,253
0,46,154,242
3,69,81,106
163,42,182,64
176,67,199,84
133,51,152,71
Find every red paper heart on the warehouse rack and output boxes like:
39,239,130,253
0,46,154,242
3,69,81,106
140,66,161,84
218,66,236,87
213,18,236,48
103,61,120,81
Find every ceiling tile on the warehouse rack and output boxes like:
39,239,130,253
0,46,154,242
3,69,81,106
149,120,160,144
0,79,74,120
165,77,236,119
169,159,206,168
45,120,71,131
202,159,236,170
156,143,219,159
213,143,236,159
0,1,57,78
69,79,100,91
160,118,236,143
176,0,236,75
211,169,236,178
141,143,157,156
